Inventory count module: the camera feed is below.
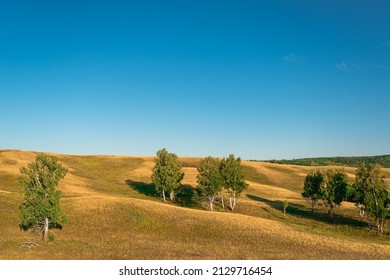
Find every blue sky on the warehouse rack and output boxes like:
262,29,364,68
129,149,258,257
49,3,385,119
1,0,389,159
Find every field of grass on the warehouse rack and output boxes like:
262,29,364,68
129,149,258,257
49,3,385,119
0,150,389,260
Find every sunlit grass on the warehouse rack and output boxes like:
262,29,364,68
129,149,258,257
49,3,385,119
0,150,389,260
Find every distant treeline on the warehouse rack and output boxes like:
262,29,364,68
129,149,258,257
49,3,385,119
257,155,390,168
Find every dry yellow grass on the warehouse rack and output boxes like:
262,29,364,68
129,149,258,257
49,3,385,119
0,150,389,260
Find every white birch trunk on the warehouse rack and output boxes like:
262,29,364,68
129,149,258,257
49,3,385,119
230,191,237,211
169,191,175,202
162,190,166,202
43,217,49,242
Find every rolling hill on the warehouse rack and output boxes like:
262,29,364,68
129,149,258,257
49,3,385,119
0,150,389,260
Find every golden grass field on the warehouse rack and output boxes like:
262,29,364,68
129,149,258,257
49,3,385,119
0,150,389,260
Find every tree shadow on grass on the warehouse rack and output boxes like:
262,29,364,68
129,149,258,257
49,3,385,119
126,180,199,208
246,194,367,227
176,184,201,208
126,180,157,197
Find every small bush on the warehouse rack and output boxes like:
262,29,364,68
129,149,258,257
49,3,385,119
48,232,55,242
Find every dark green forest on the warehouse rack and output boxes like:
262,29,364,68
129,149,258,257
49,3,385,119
259,155,390,168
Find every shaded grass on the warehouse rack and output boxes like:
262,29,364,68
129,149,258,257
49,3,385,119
126,180,156,197
244,193,390,246
246,194,366,227
126,180,199,207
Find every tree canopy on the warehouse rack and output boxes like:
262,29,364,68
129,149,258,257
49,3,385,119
302,169,325,213
151,148,184,202
220,154,248,211
354,163,389,234
323,169,348,218
19,153,68,241
197,157,223,211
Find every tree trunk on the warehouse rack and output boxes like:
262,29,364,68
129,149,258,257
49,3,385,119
221,195,225,209
380,219,384,234
367,215,371,229
311,199,315,214
162,190,166,202
42,217,49,242
328,205,334,219
283,208,286,218
230,191,236,211
169,191,175,202
377,218,381,235
208,196,215,211
359,206,365,218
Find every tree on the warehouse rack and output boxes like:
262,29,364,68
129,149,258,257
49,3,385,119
302,169,325,213
354,164,389,234
197,157,223,211
151,148,184,202
323,169,348,219
19,154,68,242
220,154,248,211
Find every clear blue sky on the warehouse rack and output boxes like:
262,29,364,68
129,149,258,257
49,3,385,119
1,0,389,159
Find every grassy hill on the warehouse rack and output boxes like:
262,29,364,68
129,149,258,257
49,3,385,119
0,150,389,260
261,155,390,168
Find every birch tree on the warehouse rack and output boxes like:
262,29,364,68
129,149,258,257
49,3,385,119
220,154,248,211
323,169,348,219
197,157,222,211
19,154,68,242
354,164,389,234
302,169,325,213
151,148,184,202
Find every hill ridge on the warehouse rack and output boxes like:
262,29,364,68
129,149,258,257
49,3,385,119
259,154,390,168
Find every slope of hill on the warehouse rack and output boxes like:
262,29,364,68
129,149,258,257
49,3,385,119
0,150,389,260
260,155,390,168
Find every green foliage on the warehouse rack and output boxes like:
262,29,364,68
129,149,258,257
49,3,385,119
283,200,289,210
302,169,325,213
48,232,55,242
354,163,389,234
344,184,356,202
220,154,248,210
19,154,68,232
151,148,184,202
197,157,223,210
261,154,390,168
323,169,348,218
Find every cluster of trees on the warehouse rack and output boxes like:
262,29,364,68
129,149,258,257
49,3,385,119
151,149,248,211
302,169,348,218
302,164,389,234
196,154,248,211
